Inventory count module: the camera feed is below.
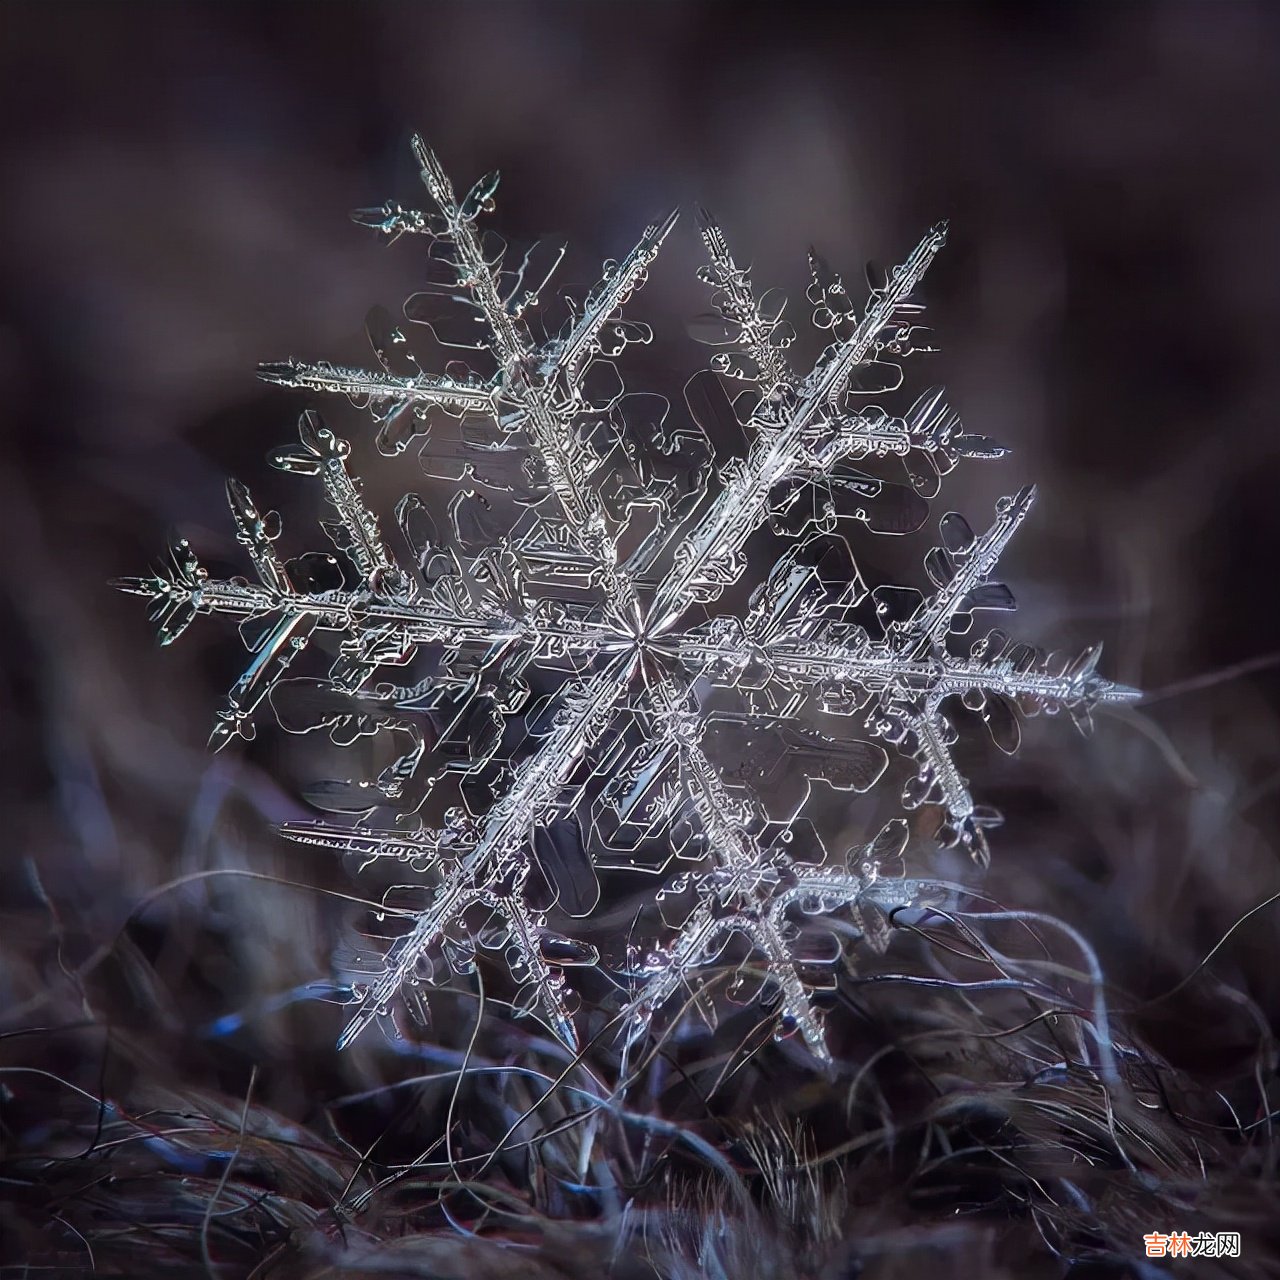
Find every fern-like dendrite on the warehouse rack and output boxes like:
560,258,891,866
118,137,1138,1060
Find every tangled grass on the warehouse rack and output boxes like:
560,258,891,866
3,843,1276,1278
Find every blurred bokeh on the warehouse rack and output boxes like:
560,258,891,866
2,0,1280,1134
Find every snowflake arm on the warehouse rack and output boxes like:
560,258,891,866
694,210,795,395
626,896,833,1062
619,676,896,1061
408,137,528,364
263,142,677,616
271,410,412,594
256,359,497,419
799,222,947,412
279,657,631,1048
680,489,1140,862
405,138,614,556
624,810,942,1064
650,225,952,629
549,207,679,386
678,621,1140,725
116,415,539,750
890,484,1036,656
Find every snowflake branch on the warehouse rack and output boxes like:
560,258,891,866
281,657,633,1048
651,226,950,628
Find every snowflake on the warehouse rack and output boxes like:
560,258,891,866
117,137,1139,1062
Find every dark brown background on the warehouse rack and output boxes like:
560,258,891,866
2,0,1279,1076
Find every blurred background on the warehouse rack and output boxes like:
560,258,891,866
2,0,1280,1245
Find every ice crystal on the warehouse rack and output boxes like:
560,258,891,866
117,137,1139,1061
